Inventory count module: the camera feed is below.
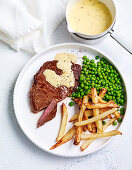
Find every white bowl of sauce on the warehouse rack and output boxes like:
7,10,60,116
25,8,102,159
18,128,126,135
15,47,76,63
66,0,116,44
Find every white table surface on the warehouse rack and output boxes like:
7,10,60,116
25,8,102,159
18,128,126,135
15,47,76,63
1,0,132,170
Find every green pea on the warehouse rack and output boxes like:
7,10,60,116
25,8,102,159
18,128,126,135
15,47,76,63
80,76,84,81
84,91,88,95
83,56,87,60
91,63,95,67
83,60,87,64
95,71,98,75
95,56,99,60
97,61,101,66
120,108,125,115
81,83,84,88
72,93,76,97
80,89,83,92
109,66,113,70
119,86,122,90
121,91,125,95
86,58,90,62
83,68,87,72
77,94,81,98
101,61,104,65
120,99,124,105
81,92,84,96
113,121,117,125
85,86,88,90
91,77,95,81
83,80,86,84
69,101,74,106
91,83,95,87
94,80,97,84
113,96,115,100
102,81,106,85
100,58,104,61
85,71,88,75
102,121,106,125
90,59,95,63
118,118,122,122
120,95,124,99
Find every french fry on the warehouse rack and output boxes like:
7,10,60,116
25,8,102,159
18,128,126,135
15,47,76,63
73,98,79,103
93,108,102,132
56,103,68,141
91,87,103,133
74,126,82,145
73,98,83,108
85,100,119,109
83,95,92,133
107,115,113,119
99,88,107,98
69,110,93,122
100,108,119,120
83,126,87,132
100,108,112,120
88,93,107,104
89,88,107,99
74,99,93,108
79,96,88,118
78,98,83,107
81,130,122,139
50,126,76,150
98,97,107,104
74,96,88,145
103,116,117,131
91,87,98,103
83,110,93,133
69,113,79,122
102,114,113,120
81,116,118,151
85,110,93,117
91,122,97,133
80,139,95,151
113,111,120,119
100,108,112,114
74,108,117,126
87,123,93,133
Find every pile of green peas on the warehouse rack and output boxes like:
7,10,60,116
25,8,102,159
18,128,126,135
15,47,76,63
71,55,125,106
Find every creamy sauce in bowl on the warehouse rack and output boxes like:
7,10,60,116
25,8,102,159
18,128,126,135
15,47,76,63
67,0,112,35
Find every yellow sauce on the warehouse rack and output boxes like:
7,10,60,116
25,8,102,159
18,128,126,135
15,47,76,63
68,0,112,35
55,53,77,63
43,53,77,88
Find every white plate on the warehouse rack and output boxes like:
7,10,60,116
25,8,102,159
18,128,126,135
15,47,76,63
14,43,127,157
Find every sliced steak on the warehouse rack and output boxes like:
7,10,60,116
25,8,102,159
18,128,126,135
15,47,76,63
37,100,57,128
29,60,81,113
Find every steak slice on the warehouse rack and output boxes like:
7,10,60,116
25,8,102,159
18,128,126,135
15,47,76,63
37,100,57,128
29,60,81,113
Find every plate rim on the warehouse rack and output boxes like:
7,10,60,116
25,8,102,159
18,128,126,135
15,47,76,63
13,43,127,158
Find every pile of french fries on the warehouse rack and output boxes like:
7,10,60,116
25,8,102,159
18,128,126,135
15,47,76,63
50,87,122,151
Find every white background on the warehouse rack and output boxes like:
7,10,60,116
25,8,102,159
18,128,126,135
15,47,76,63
1,0,132,169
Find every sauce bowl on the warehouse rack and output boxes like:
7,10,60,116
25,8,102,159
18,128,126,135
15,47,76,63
66,0,116,44
65,0,132,54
